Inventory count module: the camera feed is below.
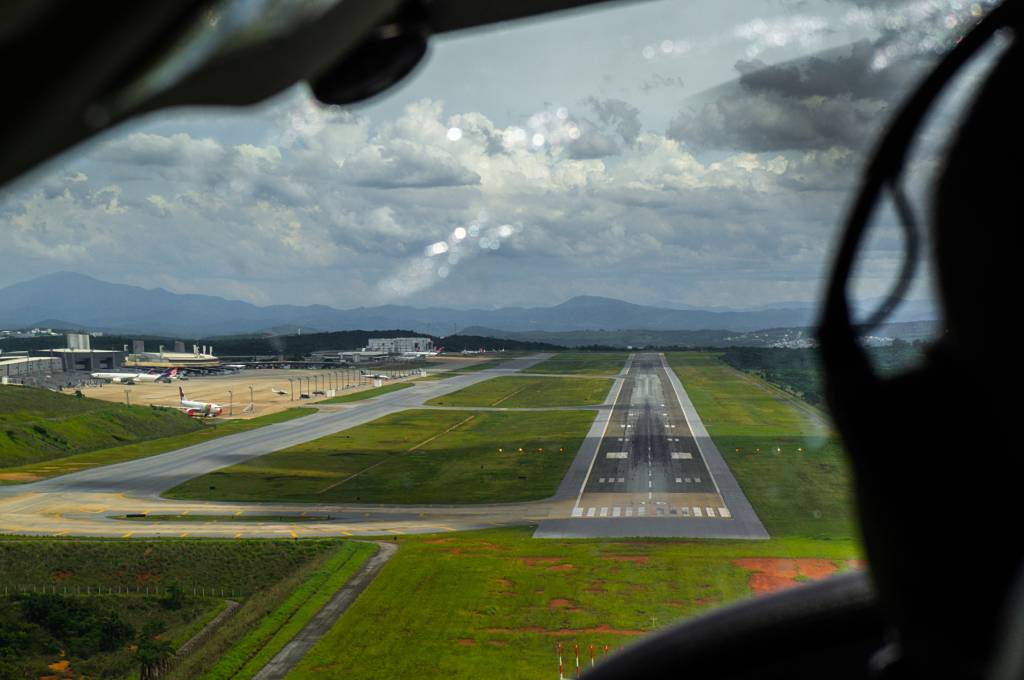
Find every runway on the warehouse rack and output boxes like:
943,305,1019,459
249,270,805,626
0,352,766,540
534,353,767,538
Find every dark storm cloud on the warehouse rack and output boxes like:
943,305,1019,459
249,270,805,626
667,39,928,152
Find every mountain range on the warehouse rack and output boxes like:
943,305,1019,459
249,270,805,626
0,272,937,337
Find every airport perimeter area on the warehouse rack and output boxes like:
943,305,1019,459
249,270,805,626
0,352,770,540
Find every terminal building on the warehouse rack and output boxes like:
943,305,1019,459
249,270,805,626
30,333,126,372
366,337,434,354
123,341,221,370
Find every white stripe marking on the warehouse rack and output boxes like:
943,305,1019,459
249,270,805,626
692,507,703,517
586,507,596,517
705,507,716,518
670,451,693,460
612,507,621,517
606,451,628,459
599,507,609,517
718,507,732,518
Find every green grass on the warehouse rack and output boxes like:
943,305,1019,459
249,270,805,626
0,407,314,484
203,542,375,680
165,409,596,504
447,356,520,373
287,528,861,680
319,382,413,403
0,385,203,470
426,376,613,408
665,352,854,539
525,352,627,375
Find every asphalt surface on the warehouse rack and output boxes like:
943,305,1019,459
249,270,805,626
534,353,767,539
0,351,765,540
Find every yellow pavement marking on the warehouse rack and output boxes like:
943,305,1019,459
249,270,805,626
235,532,242,539
234,510,243,516
180,532,188,538
290,530,298,538
122,532,134,538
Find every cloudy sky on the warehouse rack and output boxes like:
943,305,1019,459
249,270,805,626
0,0,994,311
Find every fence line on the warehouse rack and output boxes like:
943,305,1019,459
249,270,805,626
1,583,249,598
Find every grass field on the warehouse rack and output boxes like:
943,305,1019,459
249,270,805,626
0,407,313,484
319,382,414,403
0,538,360,679
287,528,861,679
165,409,596,504
525,353,627,375
426,376,613,408
0,385,202,469
665,352,854,539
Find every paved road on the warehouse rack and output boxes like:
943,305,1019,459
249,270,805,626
0,352,766,540
252,541,398,679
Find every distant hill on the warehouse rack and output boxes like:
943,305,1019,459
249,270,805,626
0,272,937,337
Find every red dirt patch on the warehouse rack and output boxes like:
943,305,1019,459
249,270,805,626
601,555,650,564
487,624,645,636
522,557,561,566
547,564,576,572
50,570,73,583
457,639,476,646
585,580,606,593
496,578,514,588
549,598,575,609
734,558,839,594
426,538,455,544
489,640,509,647
135,571,161,584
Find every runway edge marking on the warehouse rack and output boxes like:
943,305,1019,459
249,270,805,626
571,354,633,516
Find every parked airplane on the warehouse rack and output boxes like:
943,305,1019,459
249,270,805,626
178,386,223,417
461,348,487,355
91,368,176,384
402,346,443,358
270,388,288,396
361,371,391,380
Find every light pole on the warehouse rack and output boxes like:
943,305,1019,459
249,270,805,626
289,378,294,401
228,390,233,416
249,385,254,410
